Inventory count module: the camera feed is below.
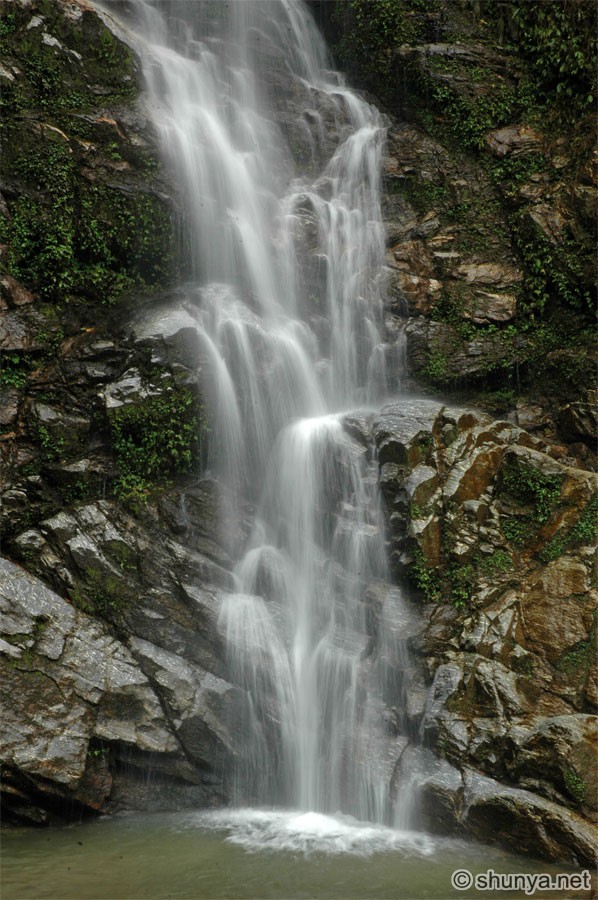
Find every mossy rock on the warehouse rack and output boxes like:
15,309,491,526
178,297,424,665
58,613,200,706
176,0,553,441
0,0,137,116
0,1,176,305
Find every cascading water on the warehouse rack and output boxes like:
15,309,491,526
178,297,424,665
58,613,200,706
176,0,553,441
117,0,412,827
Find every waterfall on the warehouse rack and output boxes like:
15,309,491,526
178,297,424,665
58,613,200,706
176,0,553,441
116,0,411,824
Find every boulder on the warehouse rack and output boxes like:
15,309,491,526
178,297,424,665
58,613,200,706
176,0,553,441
0,556,212,822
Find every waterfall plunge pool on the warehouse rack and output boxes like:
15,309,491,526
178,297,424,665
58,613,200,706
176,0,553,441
2,808,589,899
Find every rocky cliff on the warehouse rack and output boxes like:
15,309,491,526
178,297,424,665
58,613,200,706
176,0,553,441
1,0,244,823
1,0,596,867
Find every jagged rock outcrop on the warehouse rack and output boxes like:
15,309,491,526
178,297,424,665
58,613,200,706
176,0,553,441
374,399,597,863
0,557,242,824
404,748,597,867
0,0,247,824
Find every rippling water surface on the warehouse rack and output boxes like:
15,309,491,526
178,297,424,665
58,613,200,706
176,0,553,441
2,808,588,900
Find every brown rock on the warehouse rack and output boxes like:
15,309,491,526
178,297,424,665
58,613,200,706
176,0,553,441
454,261,523,286
463,291,517,324
0,275,36,308
522,561,594,664
484,124,543,158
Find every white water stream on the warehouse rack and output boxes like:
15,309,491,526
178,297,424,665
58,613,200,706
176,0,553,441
119,0,411,829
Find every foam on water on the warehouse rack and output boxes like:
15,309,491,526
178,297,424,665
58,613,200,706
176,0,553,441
196,808,440,857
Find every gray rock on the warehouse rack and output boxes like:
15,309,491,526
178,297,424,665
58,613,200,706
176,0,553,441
372,398,441,466
462,769,597,866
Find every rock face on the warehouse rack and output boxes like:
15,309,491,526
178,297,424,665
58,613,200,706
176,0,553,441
0,558,240,823
374,399,597,864
0,0,248,825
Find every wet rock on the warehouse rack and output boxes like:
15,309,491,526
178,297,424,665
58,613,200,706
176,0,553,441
377,400,597,857
0,274,36,308
0,557,213,821
0,389,20,429
405,318,529,380
372,398,441,467
454,261,523,286
99,367,165,411
30,401,90,457
558,394,598,444
0,307,47,352
128,638,244,769
462,770,597,867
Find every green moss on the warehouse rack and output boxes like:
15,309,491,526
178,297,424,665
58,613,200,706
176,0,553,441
564,768,586,805
479,550,513,575
499,456,563,524
539,494,598,563
109,384,206,503
402,177,448,213
556,639,594,678
71,568,135,620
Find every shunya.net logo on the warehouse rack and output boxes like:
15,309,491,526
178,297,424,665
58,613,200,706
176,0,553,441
451,868,592,895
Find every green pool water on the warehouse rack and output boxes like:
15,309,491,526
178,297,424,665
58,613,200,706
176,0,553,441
1,808,591,900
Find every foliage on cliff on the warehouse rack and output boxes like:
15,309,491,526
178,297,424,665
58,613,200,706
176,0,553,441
319,0,597,406
0,0,175,306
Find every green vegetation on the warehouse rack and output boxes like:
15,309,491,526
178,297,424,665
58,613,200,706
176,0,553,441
109,385,205,503
539,494,598,563
479,550,513,575
0,353,30,390
491,1,597,111
410,546,512,609
71,567,135,620
563,768,586,805
334,0,437,106
401,177,448,213
0,2,136,116
499,456,563,524
410,548,441,603
422,348,450,384
448,562,476,609
501,516,530,547
511,212,593,317
333,0,595,401
1,127,174,303
35,424,65,462
0,2,174,307
556,639,594,678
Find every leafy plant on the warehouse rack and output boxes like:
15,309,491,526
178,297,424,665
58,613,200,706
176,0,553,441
539,494,598,563
109,385,205,502
410,548,441,602
499,456,563,524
